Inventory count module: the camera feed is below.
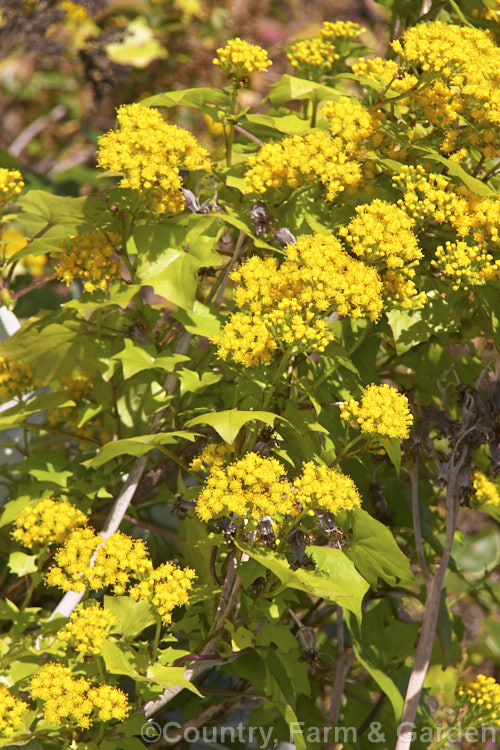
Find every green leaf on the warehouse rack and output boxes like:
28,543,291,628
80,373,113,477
384,437,402,476
134,218,221,310
86,432,197,468
103,595,157,637
172,300,223,337
147,664,202,696
345,609,405,721
186,409,279,445
177,369,222,395
414,148,496,197
245,113,311,134
385,292,459,354
337,508,414,588
265,75,343,107
236,541,368,620
111,339,189,380
8,551,38,576
0,392,75,429
141,87,230,115
101,639,138,677
0,313,102,383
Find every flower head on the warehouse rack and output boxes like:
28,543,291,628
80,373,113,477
196,453,299,522
54,231,121,292
213,38,271,77
97,103,212,214
12,497,88,548
456,674,500,726
129,562,196,625
0,168,24,212
341,384,413,440
45,527,153,594
0,357,41,402
30,663,128,728
472,471,500,508
57,602,118,655
0,684,28,738
293,463,362,515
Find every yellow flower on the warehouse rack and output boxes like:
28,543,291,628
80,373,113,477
88,684,129,722
320,20,364,40
61,1,88,23
129,562,196,625
57,602,118,655
338,199,425,309
98,103,212,214
54,230,121,293
12,497,88,548
190,442,234,473
30,663,94,728
0,168,24,211
472,471,500,507
45,527,153,594
456,674,500,727
213,38,272,77
245,129,362,201
30,663,129,728
293,463,362,515
0,684,28,738
340,383,413,440
213,233,382,367
0,356,41,402
287,38,340,77
196,453,299,522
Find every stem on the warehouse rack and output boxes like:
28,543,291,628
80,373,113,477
225,83,239,167
152,615,162,661
409,458,430,584
10,274,58,299
395,447,467,750
325,607,345,748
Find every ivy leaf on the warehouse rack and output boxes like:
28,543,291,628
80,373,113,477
8,551,38,576
86,432,197,468
265,75,343,107
103,596,157,637
236,541,368,620
147,664,202,696
186,409,279,444
337,508,414,587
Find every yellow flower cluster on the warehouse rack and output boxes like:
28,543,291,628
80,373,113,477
244,129,362,202
287,21,363,78
213,38,272,76
57,602,118,655
45,527,195,624
45,527,153,594
97,103,212,214
340,384,413,440
0,684,28,738
213,233,382,366
339,199,425,308
293,462,361,515
190,442,234,473
60,374,93,401
321,97,381,147
287,38,340,76
472,471,500,508
196,453,298,522
394,166,500,289
0,168,24,211
456,674,500,726
12,497,88,548
54,231,121,293
351,57,418,97
129,562,196,625
61,1,88,23
196,453,362,522
30,663,128,729
392,22,500,160
321,20,364,39
0,356,40,402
